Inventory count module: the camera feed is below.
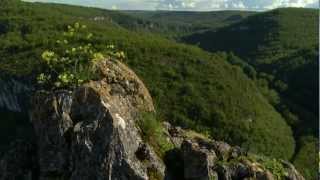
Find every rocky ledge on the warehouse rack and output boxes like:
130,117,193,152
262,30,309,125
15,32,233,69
163,123,305,180
0,60,304,180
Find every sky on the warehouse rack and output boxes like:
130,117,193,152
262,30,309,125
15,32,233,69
23,0,319,11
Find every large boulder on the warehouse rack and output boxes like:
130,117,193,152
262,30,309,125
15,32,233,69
28,60,164,179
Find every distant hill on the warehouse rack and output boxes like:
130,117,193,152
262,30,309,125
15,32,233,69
182,8,318,135
0,0,295,161
23,2,254,38
123,10,256,36
182,8,317,62
182,8,319,179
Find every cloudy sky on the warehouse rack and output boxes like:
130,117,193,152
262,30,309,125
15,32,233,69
23,0,319,11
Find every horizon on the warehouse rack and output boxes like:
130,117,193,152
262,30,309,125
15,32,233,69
22,0,319,11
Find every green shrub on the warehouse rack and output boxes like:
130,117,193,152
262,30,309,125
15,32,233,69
293,136,318,180
36,22,125,89
137,112,174,158
262,158,286,179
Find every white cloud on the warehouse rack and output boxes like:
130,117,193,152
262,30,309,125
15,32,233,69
237,0,319,10
23,0,319,10
283,0,318,7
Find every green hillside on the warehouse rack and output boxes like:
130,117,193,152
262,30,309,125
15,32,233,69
182,7,319,134
22,2,254,38
182,8,319,179
123,10,256,36
182,8,318,60
0,0,296,160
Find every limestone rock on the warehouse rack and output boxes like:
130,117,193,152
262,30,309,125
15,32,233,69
30,90,73,178
27,60,164,180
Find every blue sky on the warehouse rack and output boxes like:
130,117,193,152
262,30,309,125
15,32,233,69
23,0,319,11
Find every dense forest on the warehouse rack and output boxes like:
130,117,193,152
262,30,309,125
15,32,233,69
123,10,256,37
181,8,319,179
0,0,318,179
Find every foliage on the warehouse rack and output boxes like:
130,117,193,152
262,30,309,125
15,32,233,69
226,53,281,106
293,136,318,180
262,158,286,179
123,10,256,38
182,8,319,138
137,112,174,158
36,22,125,89
181,8,318,175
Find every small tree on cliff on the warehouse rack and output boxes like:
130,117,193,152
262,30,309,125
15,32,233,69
37,22,125,89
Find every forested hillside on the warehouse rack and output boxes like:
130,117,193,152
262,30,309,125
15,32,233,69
123,10,256,36
0,1,318,179
182,8,319,179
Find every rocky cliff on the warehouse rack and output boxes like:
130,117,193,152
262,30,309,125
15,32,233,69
0,60,305,180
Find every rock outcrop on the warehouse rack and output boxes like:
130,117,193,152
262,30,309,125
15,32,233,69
0,60,306,180
163,123,305,180
2,60,164,180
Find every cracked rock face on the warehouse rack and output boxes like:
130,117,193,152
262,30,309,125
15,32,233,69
28,60,164,180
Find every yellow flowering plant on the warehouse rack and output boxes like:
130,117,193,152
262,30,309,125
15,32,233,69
37,22,125,89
